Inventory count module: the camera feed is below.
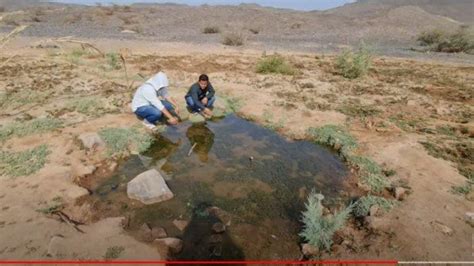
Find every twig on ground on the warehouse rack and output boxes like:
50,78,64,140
0,25,28,49
52,37,105,57
188,143,197,157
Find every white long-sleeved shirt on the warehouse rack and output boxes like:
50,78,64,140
131,72,170,112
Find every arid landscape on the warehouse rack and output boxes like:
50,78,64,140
0,0,473,262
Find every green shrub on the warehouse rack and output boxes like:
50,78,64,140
418,29,444,46
417,26,474,54
256,55,297,75
68,97,106,116
307,125,357,158
105,53,122,70
336,45,372,79
0,144,50,177
0,118,62,142
299,191,352,251
347,156,389,193
222,32,245,46
353,195,395,217
203,26,220,34
99,127,153,156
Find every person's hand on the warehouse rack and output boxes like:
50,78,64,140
203,108,213,117
174,106,180,115
167,117,178,125
201,97,208,106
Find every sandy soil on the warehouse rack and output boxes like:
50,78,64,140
0,34,473,261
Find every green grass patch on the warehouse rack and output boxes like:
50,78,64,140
0,144,50,177
308,125,357,158
353,195,396,217
337,103,381,118
451,182,472,195
256,55,297,75
68,97,108,116
67,48,87,64
99,127,153,156
0,118,62,142
347,156,389,193
299,191,352,251
0,90,50,109
36,197,64,214
105,52,122,71
336,44,372,79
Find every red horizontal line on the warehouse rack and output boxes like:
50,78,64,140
0,260,399,265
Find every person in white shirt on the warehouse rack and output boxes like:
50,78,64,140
131,72,180,128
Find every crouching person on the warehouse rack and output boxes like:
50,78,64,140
185,74,216,118
132,72,179,129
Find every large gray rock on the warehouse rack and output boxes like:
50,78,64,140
78,132,105,150
127,169,174,204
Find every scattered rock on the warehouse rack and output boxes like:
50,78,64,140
151,226,167,239
209,234,223,244
78,132,105,150
393,187,406,200
189,113,206,123
301,243,319,257
206,207,232,226
127,169,174,204
47,235,65,257
154,238,183,254
121,29,137,34
369,205,380,217
465,212,474,227
364,216,388,231
108,162,118,172
212,222,226,233
139,223,153,242
430,221,454,236
172,219,189,232
465,190,474,202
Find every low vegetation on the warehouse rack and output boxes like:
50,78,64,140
0,144,50,177
417,26,474,54
299,191,352,251
308,125,358,158
68,97,107,116
104,246,125,260
105,52,122,70
256,55,297,75
353,195,396,217
0,90,50,109
203,26,220,34
336,45,372,79
222,32,245,46
99,127,153,156
347,156,389,193
36,197,64,214
0,117,62,142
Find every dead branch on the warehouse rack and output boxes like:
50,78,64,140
0,25,28,49
55,211,85,233
52,37,105,57
188,143,197,157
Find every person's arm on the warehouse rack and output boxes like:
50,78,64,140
166,96,180,113
191,86,206,110
143,87,177,124
206,83,215,99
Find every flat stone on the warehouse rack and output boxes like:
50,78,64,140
172,219,189,232
394,187,406,200
430,221,454,236
151,226,167,239
78,132,105,150
465,212,474,227
47,235,65,257
212,222,226,233
301,243,319,257
127,169,174,205
139,223,153,242
189,113,206,123
154,238,183,254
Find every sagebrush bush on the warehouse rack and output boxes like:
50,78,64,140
336,45,372,79
299,191,352,251
417,26,474,54
99,127,153,156
256,55,297,75
222,32,245,46
0,144,50,177
203,26,220,34
353,195,395,217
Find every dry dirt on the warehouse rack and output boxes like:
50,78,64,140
0,32,473,262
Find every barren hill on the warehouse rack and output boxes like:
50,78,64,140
0,0,472,56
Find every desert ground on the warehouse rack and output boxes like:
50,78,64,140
0,0,473,262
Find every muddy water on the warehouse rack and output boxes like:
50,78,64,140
90,114,350,260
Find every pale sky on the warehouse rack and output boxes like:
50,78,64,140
49,0,356,11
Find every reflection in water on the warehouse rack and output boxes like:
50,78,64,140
186,123,215,163
90,115,350,260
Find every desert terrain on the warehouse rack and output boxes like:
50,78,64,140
0,0,473,262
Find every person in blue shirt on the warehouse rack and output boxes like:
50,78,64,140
185,74,216,118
